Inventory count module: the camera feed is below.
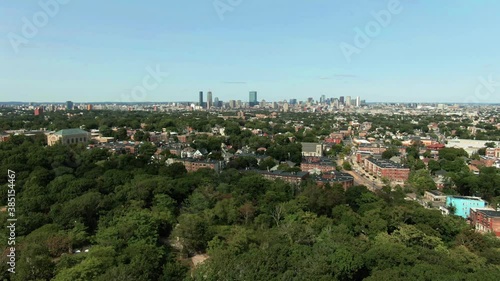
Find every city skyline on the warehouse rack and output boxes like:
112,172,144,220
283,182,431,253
1,1,500,103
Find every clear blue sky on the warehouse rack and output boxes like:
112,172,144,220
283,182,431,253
1,0,499,103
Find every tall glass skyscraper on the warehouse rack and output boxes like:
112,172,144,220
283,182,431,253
249,91,257,106
66,101,73,110
199,91,204,106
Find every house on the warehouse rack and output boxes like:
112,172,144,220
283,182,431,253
485,147,500,158
301,142,323,157
446,196,488,219
47,129,91,146
433,176,446,190
181,147,196,158
469,208,500,237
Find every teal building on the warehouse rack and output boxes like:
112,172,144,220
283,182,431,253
446,196,487,218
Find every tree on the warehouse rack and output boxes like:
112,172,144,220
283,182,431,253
382,148,398,159
485,142,496,148
259,157,277,170
163,162,188,178
172,213,212,254
138,142,157,158
342,161,352,171
408,169,437,194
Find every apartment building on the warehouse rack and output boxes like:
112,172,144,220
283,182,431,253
363,158,410,182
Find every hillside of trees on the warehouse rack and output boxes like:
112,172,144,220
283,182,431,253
1,135,500,280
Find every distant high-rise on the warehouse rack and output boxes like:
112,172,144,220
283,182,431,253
207,91,213,109
87,104,93,111
214,97,219,108
320,95,326,104
199,91,204,107
66,101,73,110
346,96,352,107
249,91,258,106
356,96,361,107
339,96,345,105
333,98,339,108
283,102,289,112
289,99,297,105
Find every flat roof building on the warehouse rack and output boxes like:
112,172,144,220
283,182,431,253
470,208,500,237
363,157,410,182
446,196,488,219
47,128,91,146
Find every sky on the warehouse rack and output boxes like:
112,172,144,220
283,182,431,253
1,0,499,103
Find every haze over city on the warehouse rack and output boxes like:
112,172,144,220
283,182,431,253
1,0,499,103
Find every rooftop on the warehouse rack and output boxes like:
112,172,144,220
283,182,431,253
54,128,89,136
256,169,309,178
449,196,484,201
366,157,409,169
428,190,445,196
473,209,500,217
302,142,321,153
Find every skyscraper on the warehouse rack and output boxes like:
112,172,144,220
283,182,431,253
346,96,352,107
333,98,339,108
66,101,73,110
356,96,361,107
339,96,345,105
207,91,213,109
249,91,258,106
199,91,204,107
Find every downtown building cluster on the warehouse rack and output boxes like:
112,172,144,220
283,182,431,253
196,91,364,111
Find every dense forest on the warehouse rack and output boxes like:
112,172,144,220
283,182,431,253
1,135,500,280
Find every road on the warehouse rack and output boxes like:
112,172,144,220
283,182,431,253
337,143,384,192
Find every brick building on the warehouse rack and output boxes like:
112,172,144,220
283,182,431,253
34,107,44,116
301,157,336,173
0,132,10,143
256,170,309,185
314,171,354,190
469,208,500,237
363,157,410,182
358,143,387,154
170,158,224,173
